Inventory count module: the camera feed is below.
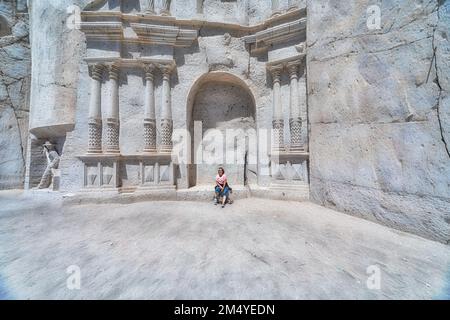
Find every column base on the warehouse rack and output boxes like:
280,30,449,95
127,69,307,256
104,150,121,155
159,147,173,154
86,150,103,154
289,146,305,153
143,149,157,154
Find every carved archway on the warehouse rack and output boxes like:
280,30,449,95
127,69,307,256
186,72,258,188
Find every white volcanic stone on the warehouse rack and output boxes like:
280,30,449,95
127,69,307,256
307,0,450,243
0,2,30,189
1,0,447,245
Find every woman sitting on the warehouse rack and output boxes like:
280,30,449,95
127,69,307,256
214,167,231,208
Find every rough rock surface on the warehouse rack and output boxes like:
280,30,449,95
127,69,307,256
0,2,30,189
307,0,450,243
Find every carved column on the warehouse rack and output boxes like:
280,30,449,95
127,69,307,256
145,0,155,14
299,64,308,151
143,64,157,153
105,64,120,153
87,64,104,154
160,64,173,153
161,0,171,16
288,61,303,152
269,65,285,152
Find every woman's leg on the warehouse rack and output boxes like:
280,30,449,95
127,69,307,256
221,186,229,207
214,186,221,204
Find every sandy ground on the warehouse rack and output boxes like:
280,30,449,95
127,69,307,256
0,190,449,299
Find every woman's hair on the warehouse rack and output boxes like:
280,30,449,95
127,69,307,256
218,167,225,173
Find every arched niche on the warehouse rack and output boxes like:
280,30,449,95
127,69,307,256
186,72,258,188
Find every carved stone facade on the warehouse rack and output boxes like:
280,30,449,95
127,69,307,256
31,0,306,199
8,0,448,243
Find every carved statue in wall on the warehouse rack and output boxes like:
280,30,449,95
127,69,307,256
37,141,60,189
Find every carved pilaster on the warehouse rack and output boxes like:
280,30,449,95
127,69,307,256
88,118,102,153
105,118,120,152
105,64,120,154
288,61,303,152
289,117,303,151
87,64,104,154
159,64,174,153
160,118,173,153
272,119,285,152
143,63,156,153
269,64,285,152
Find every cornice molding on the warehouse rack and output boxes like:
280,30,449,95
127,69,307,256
243,18,306,50
84,57,176,71
80,6,305,34
130,23,197,47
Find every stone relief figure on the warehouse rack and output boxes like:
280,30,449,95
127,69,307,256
37,141,60,189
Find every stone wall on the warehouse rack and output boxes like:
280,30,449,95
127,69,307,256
0,0,30,189
307,0,450,244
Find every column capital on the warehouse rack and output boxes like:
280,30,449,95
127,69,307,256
268,64,283,82
89,63,104,81
158,63,175,79
143,63,156,80
287,61,301,78
107,63,120,80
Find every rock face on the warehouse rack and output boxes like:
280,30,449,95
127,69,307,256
307,0,450,243
2,0,448,244
0,1,30,189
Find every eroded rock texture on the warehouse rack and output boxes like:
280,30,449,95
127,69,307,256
0,2,30,189
307,0,450,243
